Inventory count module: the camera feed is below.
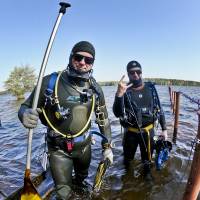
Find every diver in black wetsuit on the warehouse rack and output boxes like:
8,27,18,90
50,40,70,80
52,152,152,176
113,60,167,179
18,41,113,200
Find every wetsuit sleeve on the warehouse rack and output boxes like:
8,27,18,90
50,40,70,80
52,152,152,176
18,75,49,125
94,83,112,145
159,108,167,131
154,86,167,131
113,94,125,118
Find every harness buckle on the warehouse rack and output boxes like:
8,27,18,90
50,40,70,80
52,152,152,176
95,106,105,127
44,89,56,106
65,138,74,152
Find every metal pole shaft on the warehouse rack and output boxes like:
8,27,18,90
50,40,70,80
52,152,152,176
173,92,180,143
32,14,63,110
183,111,200,200
25,2,71,169
168,86,173,110
26,13,64,170
172,91,176,114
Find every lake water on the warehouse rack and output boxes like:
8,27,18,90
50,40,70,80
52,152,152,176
0,85,200,200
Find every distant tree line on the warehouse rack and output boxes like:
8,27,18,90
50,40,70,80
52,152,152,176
2,65,200,101
98,81,117,86
98,78,200,87
143,78,200,86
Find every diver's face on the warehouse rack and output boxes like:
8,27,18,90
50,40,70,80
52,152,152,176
72,51,94,73
128,68,142,82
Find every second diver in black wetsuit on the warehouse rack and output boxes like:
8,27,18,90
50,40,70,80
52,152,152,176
113,60,167,180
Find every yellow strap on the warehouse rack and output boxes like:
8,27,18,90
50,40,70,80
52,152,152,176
127,126,139,133
42,71,96,138
147,131,151,161
127,123,153,161
127,123,153,133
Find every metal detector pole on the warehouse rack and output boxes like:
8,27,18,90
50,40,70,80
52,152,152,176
26,2,71,170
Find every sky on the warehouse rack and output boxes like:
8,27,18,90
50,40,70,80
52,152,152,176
0,0,200,91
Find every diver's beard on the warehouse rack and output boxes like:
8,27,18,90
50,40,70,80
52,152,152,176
130,78,142,88
67,65,92,81
73,66,91,73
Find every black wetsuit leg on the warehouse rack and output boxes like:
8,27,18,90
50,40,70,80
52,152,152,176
123,131,139,169
139,129,155,175
73,144,91,185
49,150,73,200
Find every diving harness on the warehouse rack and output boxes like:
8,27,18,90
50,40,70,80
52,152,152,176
120,82,163,161
42,70,107,152
42,70,95,137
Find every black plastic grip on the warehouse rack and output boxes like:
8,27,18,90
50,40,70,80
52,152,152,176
59,2,71,14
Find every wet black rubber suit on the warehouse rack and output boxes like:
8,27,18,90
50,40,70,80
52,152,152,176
113,82,166,175
18,70,111,199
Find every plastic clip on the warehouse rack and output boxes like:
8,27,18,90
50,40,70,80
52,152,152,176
66,138,74,152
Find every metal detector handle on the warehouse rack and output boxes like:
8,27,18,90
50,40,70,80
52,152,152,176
32,2,71,111
26,2,70,170
59,2,71,14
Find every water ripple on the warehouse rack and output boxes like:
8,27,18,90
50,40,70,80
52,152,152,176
1,86,200,200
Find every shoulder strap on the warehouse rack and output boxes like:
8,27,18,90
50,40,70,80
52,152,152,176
89,76,101,97
145,81,155,88
45,72,58,96
145,81,161,110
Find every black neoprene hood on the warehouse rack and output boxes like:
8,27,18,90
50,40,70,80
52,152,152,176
126,60,142,72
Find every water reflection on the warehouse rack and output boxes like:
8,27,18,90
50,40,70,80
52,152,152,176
0,86,200,200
